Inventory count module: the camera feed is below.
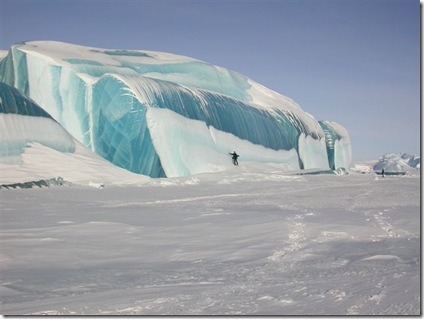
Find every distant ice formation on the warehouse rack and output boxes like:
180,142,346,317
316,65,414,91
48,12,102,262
0,41,352,177
373,153,420,172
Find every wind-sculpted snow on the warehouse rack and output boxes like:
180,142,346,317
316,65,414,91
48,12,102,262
0,41,352,177
1,167,420,315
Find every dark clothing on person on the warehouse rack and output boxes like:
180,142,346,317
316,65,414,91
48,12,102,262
229,151,239,166
381,169,385,177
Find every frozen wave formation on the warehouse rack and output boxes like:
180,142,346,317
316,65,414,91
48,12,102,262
0,41,352,177
0,81,149,185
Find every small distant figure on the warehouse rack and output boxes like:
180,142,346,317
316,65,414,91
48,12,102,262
229,151,240,166
381,168,385,178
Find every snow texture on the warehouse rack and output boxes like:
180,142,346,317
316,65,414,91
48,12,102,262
1,162,420,315
0,41,352,177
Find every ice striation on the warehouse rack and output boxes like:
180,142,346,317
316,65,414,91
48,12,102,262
0,81,75,163
319,121,352,170
0,41,352,177
0,81,150,186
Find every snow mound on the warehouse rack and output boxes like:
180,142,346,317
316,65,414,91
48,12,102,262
350,161,376,174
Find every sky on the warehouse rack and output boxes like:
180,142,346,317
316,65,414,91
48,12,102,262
0,0,421,160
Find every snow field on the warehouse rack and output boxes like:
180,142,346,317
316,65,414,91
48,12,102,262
1,166,420,315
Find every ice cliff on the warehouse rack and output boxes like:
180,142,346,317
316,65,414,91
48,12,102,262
0,41,352,177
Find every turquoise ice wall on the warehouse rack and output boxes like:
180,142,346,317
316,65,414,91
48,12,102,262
92,76,165,177
91,75,321,175
0,81,76,157
319,121,343,170
0,82,51,117
0,41,352,177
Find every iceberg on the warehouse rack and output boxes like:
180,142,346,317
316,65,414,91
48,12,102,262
0,41,352,177
373,153,420,173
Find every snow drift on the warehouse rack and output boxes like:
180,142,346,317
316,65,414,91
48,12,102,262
0,41,352,177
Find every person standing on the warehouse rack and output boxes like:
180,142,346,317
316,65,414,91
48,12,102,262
229,151,240,166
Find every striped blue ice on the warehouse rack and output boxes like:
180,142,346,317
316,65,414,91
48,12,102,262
0,41,351,177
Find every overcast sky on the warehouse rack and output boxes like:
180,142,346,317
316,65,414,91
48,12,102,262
0,0,420,160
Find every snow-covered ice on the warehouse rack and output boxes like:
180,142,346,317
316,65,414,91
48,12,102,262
1,163,420,315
